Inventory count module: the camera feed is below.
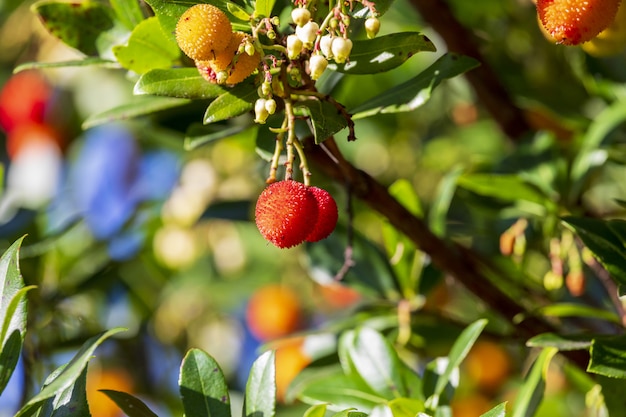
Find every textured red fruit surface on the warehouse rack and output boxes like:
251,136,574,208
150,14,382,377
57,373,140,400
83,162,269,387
537,0,621,45
0,71,51,133
306,186,338,242
255,180,318,248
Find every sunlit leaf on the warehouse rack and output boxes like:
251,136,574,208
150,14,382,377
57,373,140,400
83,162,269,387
245,351,276,417
110,0,144,30
588,336,626,379
254,0,275,17
294,99,349,143
526,333,593,351
511,348,557,417
536,303,621,325
388,397,425,417
331,408,367,417
329,32,435,75
304,404,328,417
179,348,231,417
113,17,180,74
135,68,226,99
349,53,479,119
204,82,257,124
480,402,507,417
457,173,551,205
38,365,90,417
101,390,159,417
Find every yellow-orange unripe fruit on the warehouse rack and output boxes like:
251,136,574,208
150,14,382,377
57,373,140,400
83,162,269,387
176,4,232,60
537,0,621,45
197,32,261,85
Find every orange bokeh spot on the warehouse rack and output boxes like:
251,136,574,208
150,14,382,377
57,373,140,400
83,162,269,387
87,367,134,417
6,122,63,159
318,282,361,309
274,339,311,403
464,340,512,392
451,393,494,417
245,284,302,341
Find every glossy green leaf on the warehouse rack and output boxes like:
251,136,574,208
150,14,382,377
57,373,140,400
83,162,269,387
296,368,387,412
254,0,275,17
245,350,276,417
82,96,193,129
511,348,557,417
100,390,159,417
562,216,626,287
331,409,367,417
0,237,28,395
32,0,125,56
113,17,180,74
536,303,621,324
228,2,252,20
135,68,226,99
0,331,22,396
457,174,550,205
110,0,144,30
588,336,626,379
184,123,250,150
329,32,435,75
294,99,349,143
15,328,126,417
304,404,328,417
179,348,231,417
145,0,249,42
38,365,90,417
204,82,257,124
305,224,401,300
388,397,425,417
596,375,626,416
526,333,593,351
14,58,119,73
347,327,408,399
349,53,480,119
480,402,507,417
428,319,487,409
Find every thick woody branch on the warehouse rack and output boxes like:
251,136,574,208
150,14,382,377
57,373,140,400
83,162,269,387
408,0,531,140
305,137,589,369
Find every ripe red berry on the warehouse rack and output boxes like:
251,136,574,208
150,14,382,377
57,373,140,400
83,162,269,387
255,180,318,248
305,186,338,242
537,0,621,45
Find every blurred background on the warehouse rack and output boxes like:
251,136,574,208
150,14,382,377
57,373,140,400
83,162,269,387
1,0,626,416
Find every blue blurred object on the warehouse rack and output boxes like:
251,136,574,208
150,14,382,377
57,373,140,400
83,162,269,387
132,150,181,202
0,354,24,417
235,320,263,390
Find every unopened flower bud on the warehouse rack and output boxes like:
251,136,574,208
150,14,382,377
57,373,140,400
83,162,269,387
245,41,256,56
291,7,311,27
271,16,280,26
255,98,269,123
265,98,277,114
296,21,319,48
319,35,334,58
216,70,229,84
329,18,339,30
267,29,276,40
365,17,380,39
309,54,328,80
331,37,352,64
261,81,272,97
287,34,304,59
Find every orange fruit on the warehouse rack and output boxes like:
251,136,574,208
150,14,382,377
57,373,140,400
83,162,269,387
175,4,232,60
245,284,303,341
87,367,133,417
464,340,512,392
451,393,494,417
196,31,261,85
274,340,311,402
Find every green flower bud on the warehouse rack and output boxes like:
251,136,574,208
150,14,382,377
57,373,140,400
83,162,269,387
365,17,380,39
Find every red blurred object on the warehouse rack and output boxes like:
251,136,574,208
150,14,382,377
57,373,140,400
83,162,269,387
6,122,63,159
0,71,52,134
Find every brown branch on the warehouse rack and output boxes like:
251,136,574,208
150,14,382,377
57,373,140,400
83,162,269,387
306,136,590,369
408,0,531,140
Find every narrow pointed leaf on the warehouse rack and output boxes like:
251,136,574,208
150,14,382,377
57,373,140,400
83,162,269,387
331,409,367,417
388,397,425,417
100,390,159,417
480,402,507,417
14,58,119,73
511,348,557,417
38,365,90,417
0,331,22,396
245,350,276,417
135,68,226,99
457,174,550,205
526,333,592,351
254,0,275,18
329,32,435,75
349,54,479,119
110,0,144,30
15,328,126,417
303,403,327,417
179,348,231,417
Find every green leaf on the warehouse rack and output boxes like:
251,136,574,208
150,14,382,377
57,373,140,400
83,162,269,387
15,328,126,417
296,367,387,412
304,404,328,417
351,0,393,17
294,99,349,143
179,348,231,417
596,375,626,415
526,333,593,351
82,96,193,129
536,303,621,325
254,0,275,18
429,166,463,237
14,58,119,73
388,397,425,417
511,348,557,417
562,216,626,287
204,82,257,124
347,327,408,399
228,2,252,20
110,0,144,30
329,32,435,75
135,68,226,99
113,17,180,74
427,319,487,409
349,53,480,119
480,402,507,417
245,350,276,417
0,331,22,396
38,365,90,417
588,336,626,378
331,409,367,417
184,123,251,150
100,390,159,417
32,0,125,57
457,173,550,205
